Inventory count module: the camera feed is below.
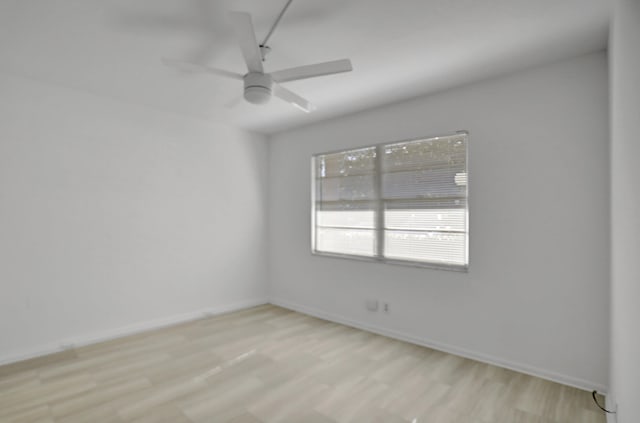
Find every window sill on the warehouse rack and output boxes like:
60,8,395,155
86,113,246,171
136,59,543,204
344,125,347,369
311,250,469,273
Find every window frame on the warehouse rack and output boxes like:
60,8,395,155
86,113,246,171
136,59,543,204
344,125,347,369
311,130,469,272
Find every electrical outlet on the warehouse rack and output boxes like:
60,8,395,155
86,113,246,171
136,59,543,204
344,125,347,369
366,300,379,312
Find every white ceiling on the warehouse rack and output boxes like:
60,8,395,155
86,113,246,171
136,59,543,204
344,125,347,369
0,0,611,134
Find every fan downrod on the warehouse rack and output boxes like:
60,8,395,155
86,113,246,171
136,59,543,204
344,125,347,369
259,45,272,61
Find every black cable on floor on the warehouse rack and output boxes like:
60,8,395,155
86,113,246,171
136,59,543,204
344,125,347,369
592,390,616,414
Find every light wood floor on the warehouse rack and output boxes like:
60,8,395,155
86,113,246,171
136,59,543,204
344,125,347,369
0,305,605,423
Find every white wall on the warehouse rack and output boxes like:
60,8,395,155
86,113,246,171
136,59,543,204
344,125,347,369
609,0,640,421
0,73,269,363
269,52,610,391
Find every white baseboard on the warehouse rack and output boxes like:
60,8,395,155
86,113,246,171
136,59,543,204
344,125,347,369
0,298,268,367
269,297,608,394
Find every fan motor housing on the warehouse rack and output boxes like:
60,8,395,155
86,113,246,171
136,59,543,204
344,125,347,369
244,73,272,104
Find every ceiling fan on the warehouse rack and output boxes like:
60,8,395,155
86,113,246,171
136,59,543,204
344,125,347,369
163,0,353,113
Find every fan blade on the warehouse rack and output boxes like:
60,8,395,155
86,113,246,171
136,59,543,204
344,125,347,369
271,59,352,83
273,84,316,113
228,12,263,73
162,59,243,80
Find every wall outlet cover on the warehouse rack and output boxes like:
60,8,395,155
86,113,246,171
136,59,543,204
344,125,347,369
366,300,379,311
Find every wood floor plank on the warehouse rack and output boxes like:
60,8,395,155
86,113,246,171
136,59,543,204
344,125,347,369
0,350,77,379
0,305,605,423
50,377,152,418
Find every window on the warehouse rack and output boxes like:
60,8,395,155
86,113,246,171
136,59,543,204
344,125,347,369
311,132,468,271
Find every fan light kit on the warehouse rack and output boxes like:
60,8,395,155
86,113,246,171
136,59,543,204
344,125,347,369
163,0,353,113
244,73,272,105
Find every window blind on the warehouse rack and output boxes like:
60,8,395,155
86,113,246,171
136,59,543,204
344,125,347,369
312,132,468,270
313,146,377,257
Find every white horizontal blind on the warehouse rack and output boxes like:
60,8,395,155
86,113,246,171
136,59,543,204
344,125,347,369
381,135,468,267
312,133,468,270
313,147,377,257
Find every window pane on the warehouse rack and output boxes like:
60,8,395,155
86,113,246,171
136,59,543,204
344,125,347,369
385,208,466,231
314,147,377,257
382,168,466,199
316,147,376,178
318,175,376,201
381,134,468,267
312,132,468,270
384,230,467,265
316,228,376,257
382,136,466,173
317,211,375,229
